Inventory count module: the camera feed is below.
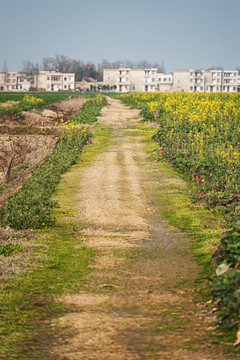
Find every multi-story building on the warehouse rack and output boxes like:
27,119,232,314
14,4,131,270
34,71,75,91
0,72,18,91
222,70,238,92
103,66,173,92
206,70,238,92
172,70,190,92
189,70,205,92
0,72,6,91
0,72,32,91
129,69,145,91
157,73,173,91
17,74,31,91
103,67,131,92
206,70,222,92
143,68,157,91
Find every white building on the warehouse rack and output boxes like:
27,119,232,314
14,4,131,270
157,73,173,91
222,70,238,92
103,67,131,92
0,72,18,91
0,72,32,91
130,69,145,91
189,70,205,92
103,66,173,92
172,70,190,92
206,70,238,92
143,68,158,91
34,71,75,92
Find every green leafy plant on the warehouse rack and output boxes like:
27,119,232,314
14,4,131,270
0,242,23,256
0,125,92,229
69,94,104,124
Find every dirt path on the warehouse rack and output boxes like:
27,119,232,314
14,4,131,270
52,98,231,359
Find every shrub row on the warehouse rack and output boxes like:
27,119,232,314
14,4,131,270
0,125,92,229
69,94,104,124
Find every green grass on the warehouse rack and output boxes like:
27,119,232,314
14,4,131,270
0,123,114,359
0,91,86,104
128,123,223,276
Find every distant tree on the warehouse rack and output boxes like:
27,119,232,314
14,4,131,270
53,54,71,73
2,59,8,72
42,57,55,70
21,60,39,75
206,65,224,70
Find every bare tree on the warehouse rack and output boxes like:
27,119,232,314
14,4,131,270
42,57,55,70
21,60,39,75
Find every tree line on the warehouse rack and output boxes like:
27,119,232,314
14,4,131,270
20,55,166,81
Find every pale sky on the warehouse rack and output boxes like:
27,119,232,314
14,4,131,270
1,0,240,73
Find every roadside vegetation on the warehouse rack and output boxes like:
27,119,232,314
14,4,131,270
69,94,105,124
118,91,240,345
0,93,106,359
0,124,92,229
0,92,105,230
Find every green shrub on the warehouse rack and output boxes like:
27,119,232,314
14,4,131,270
0,242,23,256
0,126,91,230
69,94,104,124
211,222,240,327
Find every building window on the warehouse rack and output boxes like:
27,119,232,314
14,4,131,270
152,78,155,82
190,79,193,82
233,87,236,91
64,77,67,81
190,86,193,90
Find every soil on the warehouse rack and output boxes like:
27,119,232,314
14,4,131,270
0,96,86,209
0,96,86,126
51,98,232,359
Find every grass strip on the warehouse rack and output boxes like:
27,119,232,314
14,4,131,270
69,94,105,124
0,123,113,359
